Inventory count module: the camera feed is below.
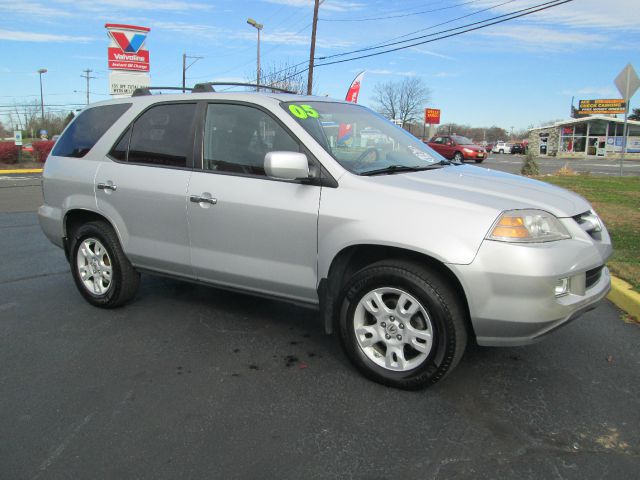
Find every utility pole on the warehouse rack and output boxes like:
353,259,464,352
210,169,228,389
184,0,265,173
182,53,204,93
307,0,320,95
81,69,96,105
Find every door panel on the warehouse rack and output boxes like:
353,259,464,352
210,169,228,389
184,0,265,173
96,162,192,276
188,174,320,302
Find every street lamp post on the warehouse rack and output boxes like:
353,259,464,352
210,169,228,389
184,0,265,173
37,68,47,129
246,18,263,90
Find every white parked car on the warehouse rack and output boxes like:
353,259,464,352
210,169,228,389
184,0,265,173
492,141,512,154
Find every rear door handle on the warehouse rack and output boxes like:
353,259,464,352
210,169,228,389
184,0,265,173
189,195,217,205
97,182,117,191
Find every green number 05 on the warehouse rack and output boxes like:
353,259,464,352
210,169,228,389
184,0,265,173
289,104,319,119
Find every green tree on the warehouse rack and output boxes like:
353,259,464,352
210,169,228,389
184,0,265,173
629,108,640,121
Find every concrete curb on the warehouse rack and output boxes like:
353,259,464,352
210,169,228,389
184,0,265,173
608,276,640,319
0,168,43,174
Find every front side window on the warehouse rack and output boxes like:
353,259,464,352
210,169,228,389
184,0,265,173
203,103,299,176
52,103,131,158
283,101,444,175
128,103,197,168
452,135,474,145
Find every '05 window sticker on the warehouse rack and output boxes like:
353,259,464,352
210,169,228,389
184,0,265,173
288,104,319,119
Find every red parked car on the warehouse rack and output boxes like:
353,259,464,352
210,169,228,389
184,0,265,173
425,135,486,163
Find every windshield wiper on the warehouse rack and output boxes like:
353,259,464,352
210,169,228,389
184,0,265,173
360,163,447,176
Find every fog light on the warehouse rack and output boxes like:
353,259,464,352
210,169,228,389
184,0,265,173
555,277,569,297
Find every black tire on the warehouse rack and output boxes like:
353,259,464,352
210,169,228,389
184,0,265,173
453,152,464,163
337,260,468,390
499,149,504,154
69,220,139,308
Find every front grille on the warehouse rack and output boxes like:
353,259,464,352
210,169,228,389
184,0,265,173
585,266,604,289
573,211,602,239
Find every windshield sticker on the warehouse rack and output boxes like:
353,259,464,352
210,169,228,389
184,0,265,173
288,104,319,119
408,145,435,162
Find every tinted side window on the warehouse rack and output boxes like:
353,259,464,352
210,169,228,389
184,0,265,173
128,103,197,168
433,137,443,144
109,127,131,161
203,104,299,176
52,103,131,158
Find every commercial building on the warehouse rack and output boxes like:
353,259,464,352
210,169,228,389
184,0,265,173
528,116,640,159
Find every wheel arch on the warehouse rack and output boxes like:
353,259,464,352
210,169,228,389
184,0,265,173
318,244,473,339
63,209,121,261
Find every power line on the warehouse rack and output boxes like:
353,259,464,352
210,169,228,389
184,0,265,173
351,0,519,52
316,0,562,62
268,0,571,83
314,0,573,67
319,0,481,22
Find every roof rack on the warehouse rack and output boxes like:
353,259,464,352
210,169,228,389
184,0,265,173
131,83,296,97
131,86,194,97
193,82,295,94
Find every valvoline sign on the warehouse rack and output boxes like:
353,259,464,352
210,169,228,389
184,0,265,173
106,24,150,72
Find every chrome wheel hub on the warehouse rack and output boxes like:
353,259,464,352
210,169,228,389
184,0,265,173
76,238,113,295
353,287,434,372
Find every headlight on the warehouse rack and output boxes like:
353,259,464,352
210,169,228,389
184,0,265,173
487,209,571,243
463,148,473,153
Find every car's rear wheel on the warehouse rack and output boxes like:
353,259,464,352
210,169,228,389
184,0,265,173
337,260,468,389
70,221,139,308
453,152,464,163
499,149,504,154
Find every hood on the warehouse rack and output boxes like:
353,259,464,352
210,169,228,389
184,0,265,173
364,165,591,218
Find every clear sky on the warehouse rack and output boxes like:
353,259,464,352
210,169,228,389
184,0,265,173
1,0,638,130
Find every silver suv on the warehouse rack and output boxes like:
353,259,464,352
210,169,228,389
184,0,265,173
39,86,612,389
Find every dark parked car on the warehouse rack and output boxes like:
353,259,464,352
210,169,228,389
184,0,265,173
510,143,525,154
426,135,486,163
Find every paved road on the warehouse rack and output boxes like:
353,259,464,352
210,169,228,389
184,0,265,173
1,182,639,479
478,154,640,176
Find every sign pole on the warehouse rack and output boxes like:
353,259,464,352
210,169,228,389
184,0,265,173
619,67,631,176
620,103,628,176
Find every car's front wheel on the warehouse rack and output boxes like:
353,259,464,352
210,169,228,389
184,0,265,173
453,152,464,162
70,221,140,308
337,260,468,389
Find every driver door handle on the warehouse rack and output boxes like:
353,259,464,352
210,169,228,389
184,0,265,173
97,182,117,191
190,195,217,205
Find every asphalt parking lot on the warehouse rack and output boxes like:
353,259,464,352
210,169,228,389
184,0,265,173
1,178,639,479
479,153,640,176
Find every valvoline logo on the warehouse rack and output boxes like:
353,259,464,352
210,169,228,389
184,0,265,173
109,31,147,53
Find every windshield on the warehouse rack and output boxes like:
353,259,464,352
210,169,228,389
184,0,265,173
452,135,474,145
282,101,446,174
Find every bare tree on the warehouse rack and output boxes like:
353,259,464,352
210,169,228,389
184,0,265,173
246,61,309,94
372,77,431,126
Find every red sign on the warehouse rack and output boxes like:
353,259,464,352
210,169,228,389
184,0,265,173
105,23,150,73
108,47,149,72
424,108,441,124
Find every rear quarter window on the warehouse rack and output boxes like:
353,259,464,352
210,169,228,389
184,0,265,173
52,103,131,158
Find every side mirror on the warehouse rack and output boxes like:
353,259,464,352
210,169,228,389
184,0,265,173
264,151,309,180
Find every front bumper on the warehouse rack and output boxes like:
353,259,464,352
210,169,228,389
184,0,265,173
448,223,613,346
